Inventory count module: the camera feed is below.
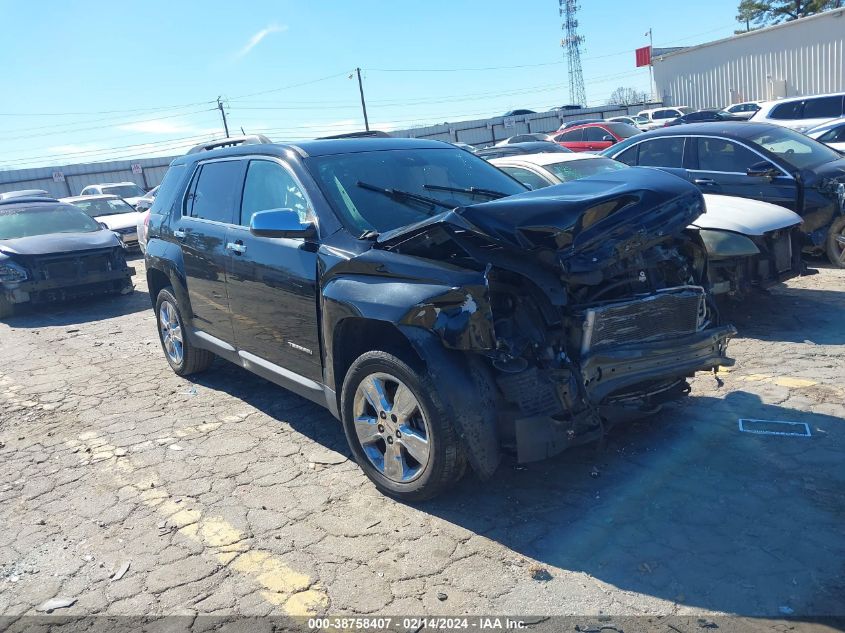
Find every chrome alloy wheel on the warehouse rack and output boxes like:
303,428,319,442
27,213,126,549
159,300,184,365
352,372,431,483
835,231,845,265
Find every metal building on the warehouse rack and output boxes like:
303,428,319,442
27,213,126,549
653,8,845,109
0,155,176,198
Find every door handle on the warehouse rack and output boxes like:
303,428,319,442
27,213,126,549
173,229,186,239
693,178,717,185
226,241,247,254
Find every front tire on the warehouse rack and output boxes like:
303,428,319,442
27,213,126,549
155,287,213,376
340,350,465,502
825,216,845,268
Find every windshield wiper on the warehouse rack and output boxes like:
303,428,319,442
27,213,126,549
356,181,454,212
422,184,509,199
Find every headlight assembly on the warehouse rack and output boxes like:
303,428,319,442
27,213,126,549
0,261,28,283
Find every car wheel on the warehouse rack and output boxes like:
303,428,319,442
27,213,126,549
341,350,465,502
0,295,14,320
155,287,214,376
825,216,845,268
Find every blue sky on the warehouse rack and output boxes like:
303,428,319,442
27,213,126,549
0,0,741,169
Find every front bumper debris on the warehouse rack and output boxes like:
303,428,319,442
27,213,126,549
512,325,736,463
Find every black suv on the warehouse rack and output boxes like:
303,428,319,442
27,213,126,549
145,136,735,500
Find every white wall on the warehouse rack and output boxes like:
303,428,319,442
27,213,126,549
653,9,845,108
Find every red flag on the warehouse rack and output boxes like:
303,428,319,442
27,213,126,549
635,46,652,67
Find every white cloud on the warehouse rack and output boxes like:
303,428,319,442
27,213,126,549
235,24,287,59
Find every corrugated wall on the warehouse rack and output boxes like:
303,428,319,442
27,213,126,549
0,155,177,197
390,103,662,146
653,9,845,108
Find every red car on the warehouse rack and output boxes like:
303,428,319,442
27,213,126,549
551,122,640,152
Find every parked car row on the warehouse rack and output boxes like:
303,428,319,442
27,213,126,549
2,119,841,502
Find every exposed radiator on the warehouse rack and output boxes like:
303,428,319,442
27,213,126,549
581,287,706,355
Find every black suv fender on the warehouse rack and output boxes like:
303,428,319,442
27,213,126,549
321,276,501,479
145,237,193,318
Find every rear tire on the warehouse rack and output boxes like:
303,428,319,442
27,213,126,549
340,350,465,502
825,216,845,268
155,287,214,376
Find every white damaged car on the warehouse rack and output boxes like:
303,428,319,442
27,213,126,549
490,152,805,298
61,195,145,249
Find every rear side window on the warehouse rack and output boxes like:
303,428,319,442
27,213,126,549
637,137,685,168
818,125,845,144
240,160,309,226
558,129,583,142
696,137,760,173
184,160,243,224
770,101,802,120
615,144,640,166
150,164,186,216
802,96,844,119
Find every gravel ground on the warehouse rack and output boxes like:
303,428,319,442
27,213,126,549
0,254,843,624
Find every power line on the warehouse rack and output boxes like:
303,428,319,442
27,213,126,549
0,107,217,142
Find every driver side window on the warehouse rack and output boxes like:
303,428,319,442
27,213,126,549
240,160,309,227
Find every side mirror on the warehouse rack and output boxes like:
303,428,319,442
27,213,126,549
98,222,110,230
602,135,616,143
249,208,316,239
747,161,779,179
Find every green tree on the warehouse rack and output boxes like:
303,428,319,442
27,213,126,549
736,0,842,28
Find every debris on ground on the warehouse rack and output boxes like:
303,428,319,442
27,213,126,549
111,561,130,581
168,444,183,451
528,564,553,581
436,592,448,601
36,597,76,612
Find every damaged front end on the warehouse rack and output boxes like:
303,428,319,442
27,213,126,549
378,168,735,464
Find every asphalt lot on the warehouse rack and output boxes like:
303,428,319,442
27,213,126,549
0,254,843,623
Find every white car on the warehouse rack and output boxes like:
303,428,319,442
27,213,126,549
606,115,649,130
495,133,553,146
636,106,693,130
806,117,845,152
79,182,148,207
722,101,762,120
490,152,803,297
751,92,845,133
60,194,145,249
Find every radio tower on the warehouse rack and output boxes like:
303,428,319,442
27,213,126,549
560,0,587,106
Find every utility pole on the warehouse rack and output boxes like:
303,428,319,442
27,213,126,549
217,96,230,138
355,68,370,131
646,28,655,102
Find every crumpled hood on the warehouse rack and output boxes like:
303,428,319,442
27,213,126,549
692,194,802,235
378,167,704,274
0,229,121,256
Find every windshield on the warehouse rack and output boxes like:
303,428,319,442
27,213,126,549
0,205,101,240
69,198,137,217
547,157,629,182
307,147,526,234
748,127,841,169
101,184,145,198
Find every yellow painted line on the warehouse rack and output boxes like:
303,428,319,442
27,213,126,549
66,433,328,615
737,373,817,388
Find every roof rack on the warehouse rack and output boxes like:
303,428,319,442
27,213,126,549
186,134,273,154
317,130,392,140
